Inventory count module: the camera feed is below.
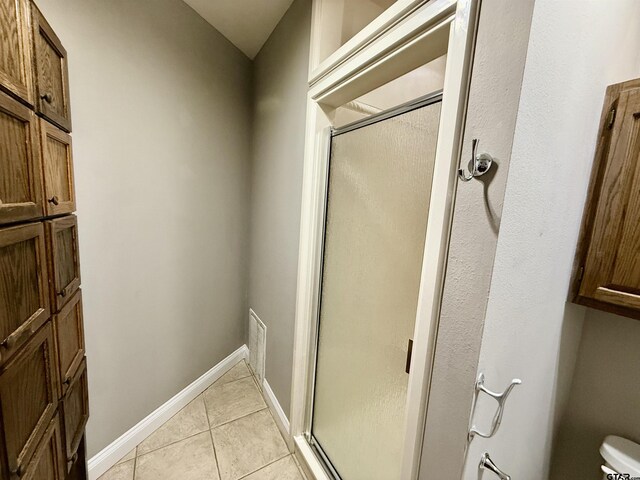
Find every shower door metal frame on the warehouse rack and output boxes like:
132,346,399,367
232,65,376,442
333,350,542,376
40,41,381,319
290,1,481,479
306,93,444,480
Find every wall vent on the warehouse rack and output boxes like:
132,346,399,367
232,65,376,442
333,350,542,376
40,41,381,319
248,309,266,388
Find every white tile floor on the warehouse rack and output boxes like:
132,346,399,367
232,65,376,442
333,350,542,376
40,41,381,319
99,361,306,480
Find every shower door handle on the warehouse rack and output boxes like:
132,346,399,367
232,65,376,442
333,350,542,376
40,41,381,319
405,339,413,374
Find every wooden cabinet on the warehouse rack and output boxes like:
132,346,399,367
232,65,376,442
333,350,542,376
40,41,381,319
0,321,59,478
22,415,65,480
60,358,88,469
40,119,75,216
0,222,49,363
0,0,34,105
573,78,640,319
0,90,44,225
45,215,80,312
1,3,88,478
31,4,71,132
53,289,84,395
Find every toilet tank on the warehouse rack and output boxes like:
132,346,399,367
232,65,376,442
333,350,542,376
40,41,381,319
600,436,640,478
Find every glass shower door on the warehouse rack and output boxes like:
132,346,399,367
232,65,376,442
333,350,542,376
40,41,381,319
311,98,442,480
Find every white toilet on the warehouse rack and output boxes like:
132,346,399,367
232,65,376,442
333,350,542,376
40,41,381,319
600,436,640,478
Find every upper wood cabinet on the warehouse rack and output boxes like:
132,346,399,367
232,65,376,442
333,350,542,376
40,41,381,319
31,4,71,132
573,78,640,319
40,118,75,216
0,0,34,105
45,215,80,312
0,222,49,363
0,321,59,479
0,90,44,225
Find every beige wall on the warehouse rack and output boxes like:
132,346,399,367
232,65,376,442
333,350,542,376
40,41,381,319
248,0,311,417
34,0,253,456
551,310,640,479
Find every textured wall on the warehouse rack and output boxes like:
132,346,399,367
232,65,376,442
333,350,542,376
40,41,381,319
419,1,535,477
34,0,253,456
248,0,311,417
464,1,640,478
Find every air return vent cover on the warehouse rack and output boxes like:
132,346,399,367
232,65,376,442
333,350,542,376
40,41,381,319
248,309,266,388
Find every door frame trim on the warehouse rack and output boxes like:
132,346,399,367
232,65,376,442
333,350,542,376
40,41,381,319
290,1,480,478
331,89,443,135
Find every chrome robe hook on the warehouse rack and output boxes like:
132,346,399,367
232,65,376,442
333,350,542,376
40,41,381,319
480,453,511,480
458,139,494,181
469,373,521,440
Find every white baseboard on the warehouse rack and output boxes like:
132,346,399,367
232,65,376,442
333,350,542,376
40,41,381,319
262,378,292,449
88,344,249,480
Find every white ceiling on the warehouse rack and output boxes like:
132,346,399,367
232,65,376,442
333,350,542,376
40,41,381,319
183,0,295,59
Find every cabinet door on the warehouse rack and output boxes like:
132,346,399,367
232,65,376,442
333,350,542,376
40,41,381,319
0,321,59,478
45,215,80,312
40,119,75,216
21,415,65,480
0,0,34,105
0,222,49,363
64,434,86,480
578,85,640,313
0,91,43,225
31,5,71,132
53,289,84,394
61,357,88,465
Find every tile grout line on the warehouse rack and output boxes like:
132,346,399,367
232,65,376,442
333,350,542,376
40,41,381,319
225,372,296,480
236,453,292,480
136,360,254,458
203,392,223,480
209,407,269,431
103,363,255,479
132,446,137,480
209,372,253,391
242,360,292,450
209,428,222,480
135,428,210,459
242,361,294,458
206,383,288,480
133,365,255,459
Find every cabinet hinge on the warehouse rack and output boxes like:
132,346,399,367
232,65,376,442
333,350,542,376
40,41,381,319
577,266,585,282
607,108,617,129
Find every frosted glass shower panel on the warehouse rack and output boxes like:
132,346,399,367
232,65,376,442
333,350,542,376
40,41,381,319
311,100,442,480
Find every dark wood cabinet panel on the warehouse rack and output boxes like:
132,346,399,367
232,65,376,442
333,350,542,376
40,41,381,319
0,222,49,363
45,215,80,312
573,78,640,319
2,4,89,478
64,434,86,479
40,119,75,217
31,4,70,132
0,321,59,478
60,357,88,467
53,289,84,395
0,0,34,105
21,415,65,480
0,91,44,225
